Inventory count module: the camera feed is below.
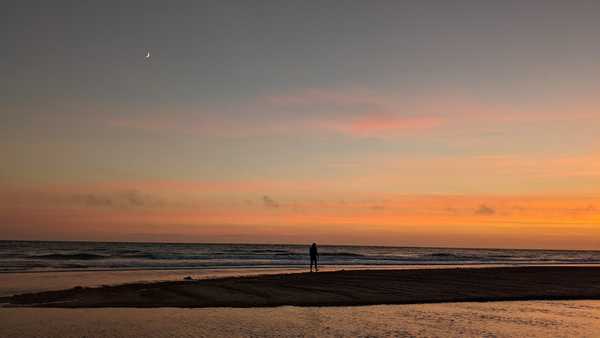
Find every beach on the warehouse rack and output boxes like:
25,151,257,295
4,266,600,307
4,266,600,336
4,243,600,337
2,301,600,337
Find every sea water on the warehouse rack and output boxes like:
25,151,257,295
2,240,600,272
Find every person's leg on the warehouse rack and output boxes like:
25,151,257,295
310,258,314,272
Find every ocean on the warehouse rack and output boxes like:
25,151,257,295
2,240,600,272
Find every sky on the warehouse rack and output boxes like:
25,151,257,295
1,1,599,249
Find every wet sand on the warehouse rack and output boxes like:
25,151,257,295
0,267,309,297
0,264,496,297
2,301,600,337
4,266,600,308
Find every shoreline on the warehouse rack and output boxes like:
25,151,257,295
4,266,600,308
5,262,600,275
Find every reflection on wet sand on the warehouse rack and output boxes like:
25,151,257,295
2,301,600,337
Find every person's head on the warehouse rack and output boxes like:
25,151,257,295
312,243,316,247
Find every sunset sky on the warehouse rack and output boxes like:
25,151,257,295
1,1,599,249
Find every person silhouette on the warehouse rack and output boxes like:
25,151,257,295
309,243,319,272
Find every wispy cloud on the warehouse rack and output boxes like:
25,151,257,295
475,204,496,215
262,195,280,208
267,87,445,137
265,88,387,112
4,182,600,249
474,153,600,179
71,190,166,209
106,87,447,138
323,113,443,137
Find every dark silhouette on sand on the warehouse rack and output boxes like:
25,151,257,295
7,267,600,308
310,243,319,272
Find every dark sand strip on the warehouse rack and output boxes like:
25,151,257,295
4,267,600,308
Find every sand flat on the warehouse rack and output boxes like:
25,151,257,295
4,266,600,308
2,301,600,337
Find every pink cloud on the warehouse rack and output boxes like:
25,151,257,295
324,113,444,136
105,86,598,140
106,87,448,138
267,87,445,136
